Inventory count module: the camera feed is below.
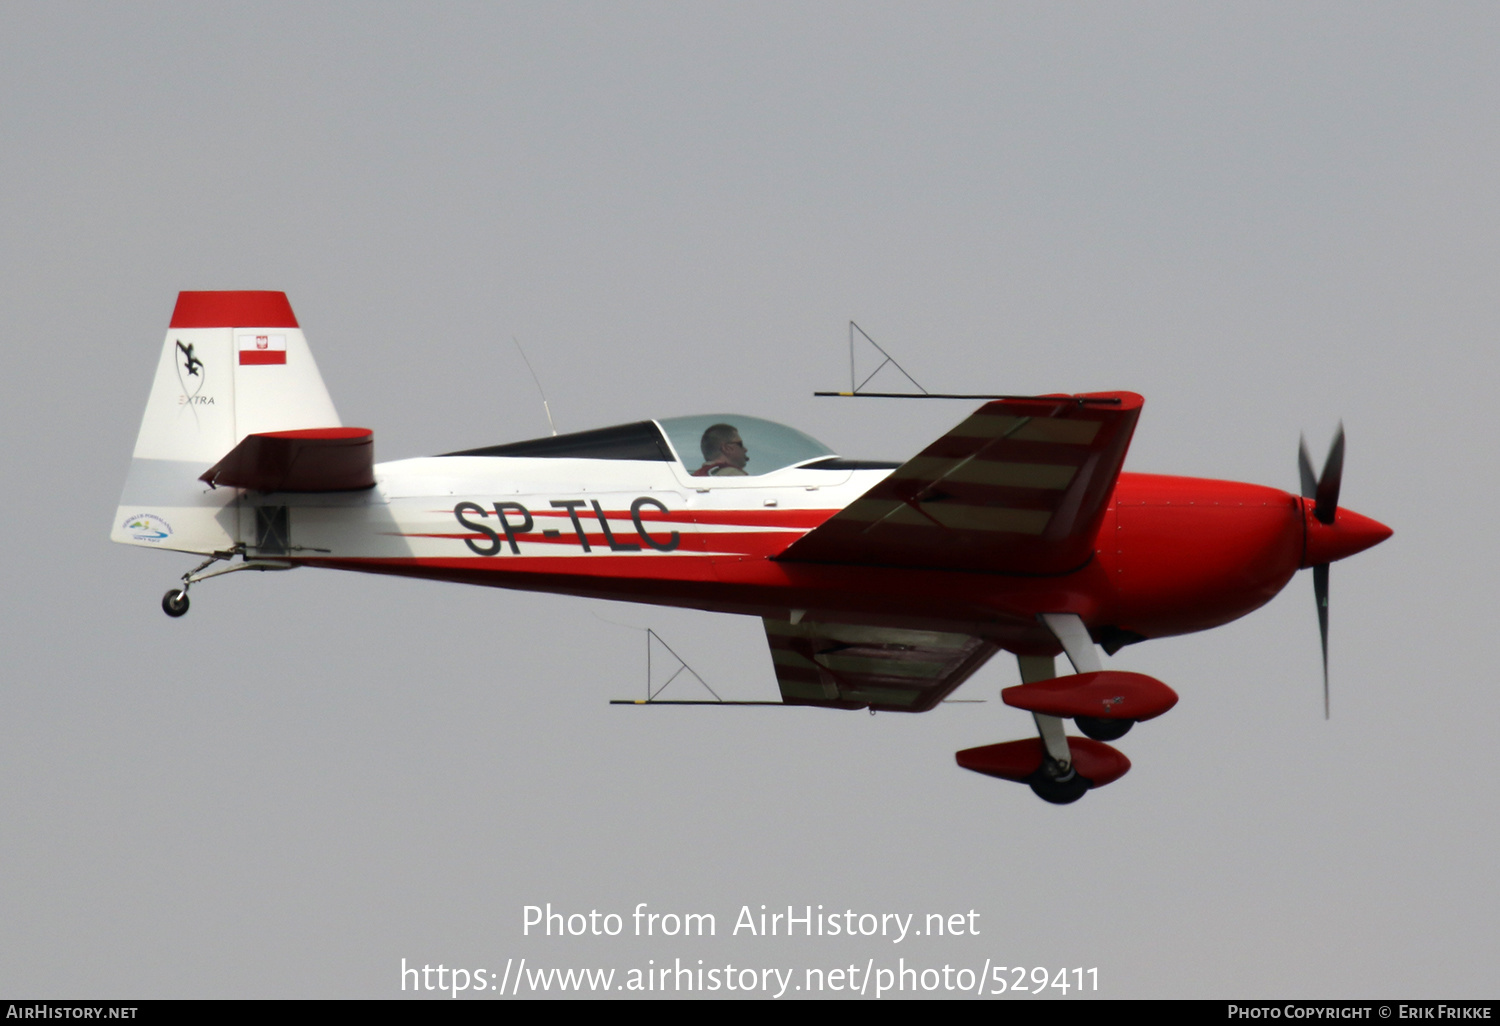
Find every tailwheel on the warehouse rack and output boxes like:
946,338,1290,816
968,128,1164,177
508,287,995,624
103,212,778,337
1026,762,1092,805
161,589,190,617
1075,715,1133,741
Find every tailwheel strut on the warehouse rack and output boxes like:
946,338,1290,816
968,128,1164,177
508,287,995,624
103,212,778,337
158,547,293,618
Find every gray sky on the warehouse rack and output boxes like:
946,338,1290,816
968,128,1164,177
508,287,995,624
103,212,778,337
2,2,1495,999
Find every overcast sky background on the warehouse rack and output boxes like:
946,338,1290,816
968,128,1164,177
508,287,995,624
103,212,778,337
2,2,1496,999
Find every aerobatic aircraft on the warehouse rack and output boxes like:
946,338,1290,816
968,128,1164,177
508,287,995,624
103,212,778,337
112,291,1392,803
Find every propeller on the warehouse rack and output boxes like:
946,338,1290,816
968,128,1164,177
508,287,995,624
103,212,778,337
1298,424,1344,718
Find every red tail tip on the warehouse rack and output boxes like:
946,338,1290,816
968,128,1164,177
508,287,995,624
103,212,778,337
169,291,298,329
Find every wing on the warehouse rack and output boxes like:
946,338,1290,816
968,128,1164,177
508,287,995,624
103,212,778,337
777,392,1142,575
200,427,375,492
764,616,999,712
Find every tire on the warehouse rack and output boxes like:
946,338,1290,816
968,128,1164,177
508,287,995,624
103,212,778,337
161,589,190,617
1027,766,1091,805
1075,715,1133,741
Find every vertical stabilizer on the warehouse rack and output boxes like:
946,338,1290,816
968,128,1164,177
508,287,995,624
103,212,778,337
111,291,342,554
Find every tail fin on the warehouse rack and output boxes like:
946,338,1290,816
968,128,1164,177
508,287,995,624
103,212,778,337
111,291,342,554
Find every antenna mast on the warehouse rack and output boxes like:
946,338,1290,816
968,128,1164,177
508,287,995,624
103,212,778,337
511,336,557,436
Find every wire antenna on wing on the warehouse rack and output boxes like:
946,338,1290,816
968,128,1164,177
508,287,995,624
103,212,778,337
849,322,927,395
511,336,557,436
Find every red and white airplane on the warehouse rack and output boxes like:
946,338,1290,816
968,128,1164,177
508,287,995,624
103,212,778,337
113,291,1392,803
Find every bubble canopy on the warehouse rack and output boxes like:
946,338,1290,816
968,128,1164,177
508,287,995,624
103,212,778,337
439,414,841,475
656,414,836,477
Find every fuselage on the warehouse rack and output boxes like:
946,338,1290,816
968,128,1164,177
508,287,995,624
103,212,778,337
271,451,1372,659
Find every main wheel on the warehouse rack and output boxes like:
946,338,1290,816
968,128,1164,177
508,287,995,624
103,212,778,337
1075,715,1133,741
1027,765,1091,805
161,589,190,617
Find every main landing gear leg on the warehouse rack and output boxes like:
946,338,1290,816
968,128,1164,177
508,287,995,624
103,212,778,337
1017,653,1090,804
1040,612,1103,674
960,626,1137,802
1040,611,1135,741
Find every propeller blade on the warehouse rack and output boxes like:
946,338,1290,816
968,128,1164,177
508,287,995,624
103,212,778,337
1314,423,1345,525
1299,425,1350,716
1298,435,1318,501
1314,561,1330,719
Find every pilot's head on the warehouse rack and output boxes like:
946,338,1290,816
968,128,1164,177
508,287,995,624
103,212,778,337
700,423,748,471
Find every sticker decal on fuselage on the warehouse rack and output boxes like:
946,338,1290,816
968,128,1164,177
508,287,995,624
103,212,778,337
451,498,679,555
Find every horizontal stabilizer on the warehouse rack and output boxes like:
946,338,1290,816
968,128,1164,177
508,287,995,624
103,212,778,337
1001,670,1178,721
956,737,1131,787
200,428,375,492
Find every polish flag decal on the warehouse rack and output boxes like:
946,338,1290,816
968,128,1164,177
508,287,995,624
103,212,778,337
237,333,287,365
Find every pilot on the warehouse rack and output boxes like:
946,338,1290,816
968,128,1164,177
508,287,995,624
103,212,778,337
693,423,749,476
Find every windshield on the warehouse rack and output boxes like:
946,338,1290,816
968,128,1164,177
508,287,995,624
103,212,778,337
656,414,836,477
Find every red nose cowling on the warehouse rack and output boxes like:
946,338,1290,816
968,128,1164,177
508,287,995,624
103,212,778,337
1301,504,1393,568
